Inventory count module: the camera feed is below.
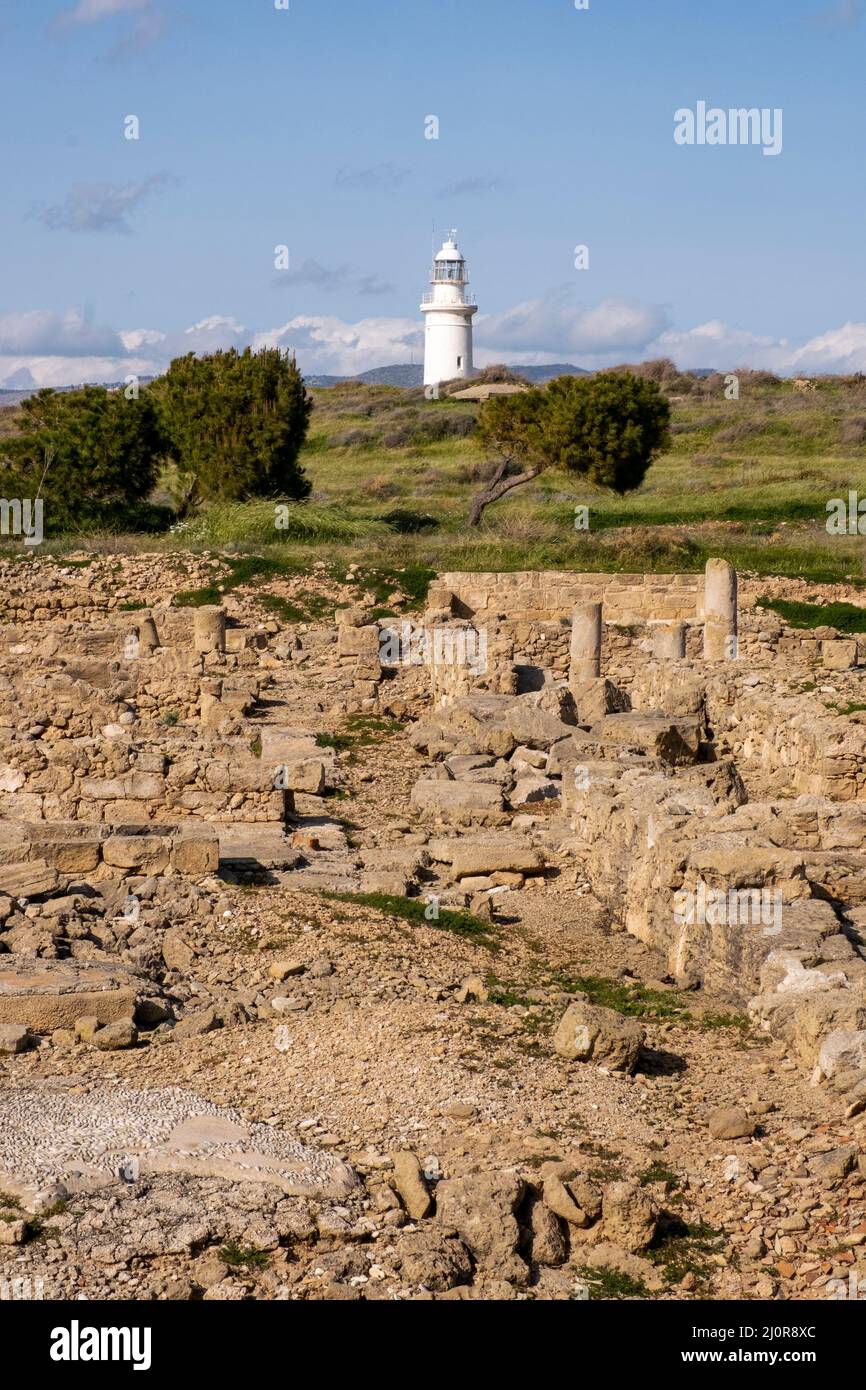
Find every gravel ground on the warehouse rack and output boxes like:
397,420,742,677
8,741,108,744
0,1083,351,1190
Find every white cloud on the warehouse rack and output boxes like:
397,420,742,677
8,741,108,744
0,310,124,358
784,322,866,373
119,327,167,352
0,353,154,389
808,0,863,28
53,0,171,61
6,300,866,390
253,315,423,376
652,319,866,375
36,174,169,234
478,290,670,358
650,320,780,370
182,316,248,349
58,0,150,25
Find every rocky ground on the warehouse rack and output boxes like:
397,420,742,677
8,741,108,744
0,553,865,1302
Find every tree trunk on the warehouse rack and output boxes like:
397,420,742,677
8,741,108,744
468,461,542,527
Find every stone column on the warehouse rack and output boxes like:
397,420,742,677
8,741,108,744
193,605,226,655
703,559,738,661
569,602,602,688
199,677,224,729
653,621,686,661
138,613,160,654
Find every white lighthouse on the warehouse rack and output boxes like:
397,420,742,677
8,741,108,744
421,230,477,388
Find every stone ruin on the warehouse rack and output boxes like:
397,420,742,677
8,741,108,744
1,551,866,1301
1,552,865,1107
390,559,866,1114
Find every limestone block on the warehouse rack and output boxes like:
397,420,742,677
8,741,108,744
337,624,380,658
0,959,141,1034
102,835,170,873
653,622,687,660
450,844,544,879
589,712,702,765
275,759,327,794
28,837,100,874
410,779,505,817
0,860,61,898
552,999,644,1073
822,640,858,670
193,606,227,655
571,677,631,723
171,835,220,876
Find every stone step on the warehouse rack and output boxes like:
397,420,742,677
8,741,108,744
0,958,145,1034
216,825,303,871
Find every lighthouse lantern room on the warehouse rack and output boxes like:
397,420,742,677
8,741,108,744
421,230,478,388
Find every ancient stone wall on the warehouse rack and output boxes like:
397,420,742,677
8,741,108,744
432,570,701,625
430,571,866,676
0,736,287,824
0,821,219,890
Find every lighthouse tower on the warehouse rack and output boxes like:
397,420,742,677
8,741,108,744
421,231,477,388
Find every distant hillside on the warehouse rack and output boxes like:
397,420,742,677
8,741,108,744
306,362,591,388
0,378,157,407
0,363,717,403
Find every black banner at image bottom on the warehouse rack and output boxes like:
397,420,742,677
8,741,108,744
0,1296,851,1378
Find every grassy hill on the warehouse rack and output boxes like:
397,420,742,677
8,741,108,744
282,373,866,584
2,368,865,585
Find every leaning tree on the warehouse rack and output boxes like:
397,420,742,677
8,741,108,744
469,371,671,526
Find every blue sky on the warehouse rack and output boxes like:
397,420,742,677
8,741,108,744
0,0,864,384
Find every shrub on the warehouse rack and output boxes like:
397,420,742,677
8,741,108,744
381,414,476,449
360,475,400,498
329,428,372,448
380,508,440,533
0,385,163,532
444,363,532,393
154,347,312,505
716,421,761,444
840,417,866,446
542,372,671,492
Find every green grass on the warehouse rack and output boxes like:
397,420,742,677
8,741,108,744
173,552,300,606
260,591,336,624
700,1011,751,1032
756,596,866,633
331,559,436,608
485,975,531,1007
8,375,866,587
573,1266,654,1300
171,549,437,615
639,1162,681,1191
218,1240,271,1270
172,499,389,546
321,890,498,946
553,973,692,1022
276,377,866,585
648,1220,726,1286
315,714,405,762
